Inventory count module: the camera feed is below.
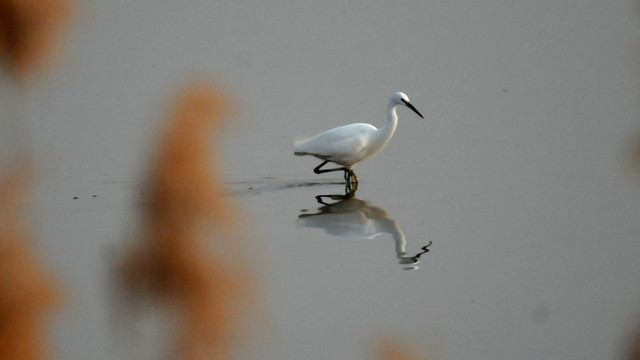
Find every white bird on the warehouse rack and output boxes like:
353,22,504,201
293,92,424,183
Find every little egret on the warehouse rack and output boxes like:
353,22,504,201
293,92,424,183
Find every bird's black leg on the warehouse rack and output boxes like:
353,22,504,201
314,160,347,175
344,178,358,194
313,161,358,184
342,169,358,184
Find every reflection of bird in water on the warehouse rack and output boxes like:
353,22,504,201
297,184,431,270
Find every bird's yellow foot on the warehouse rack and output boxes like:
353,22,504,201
344,170,358,184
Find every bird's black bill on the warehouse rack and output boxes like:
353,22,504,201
402,99,424,119
406,102,424,119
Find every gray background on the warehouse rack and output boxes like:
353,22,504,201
6,0,640,359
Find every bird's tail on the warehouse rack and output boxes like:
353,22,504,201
292,136,308,155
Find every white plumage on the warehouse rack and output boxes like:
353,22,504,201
293,92,423,183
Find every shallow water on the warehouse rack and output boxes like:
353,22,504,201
11,0,640,359
227,148,640,359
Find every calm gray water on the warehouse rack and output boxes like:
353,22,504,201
10,0,640,359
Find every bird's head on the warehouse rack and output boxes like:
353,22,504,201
391,92,424,119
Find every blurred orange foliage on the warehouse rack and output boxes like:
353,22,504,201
0,163,58,360
377,337,422,360
121,80,252,360
0,0,71,80
631,323,640,360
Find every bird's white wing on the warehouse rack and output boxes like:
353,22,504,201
294,123,376,164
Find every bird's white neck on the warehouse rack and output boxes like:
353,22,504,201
375,100,399,144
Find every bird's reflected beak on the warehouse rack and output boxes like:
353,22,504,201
405,101,424,119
